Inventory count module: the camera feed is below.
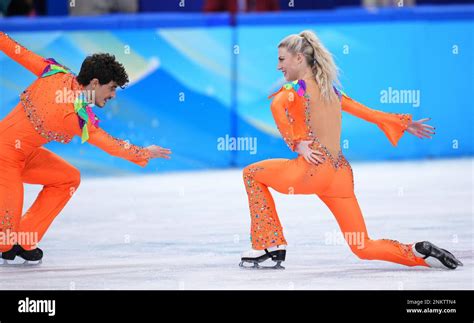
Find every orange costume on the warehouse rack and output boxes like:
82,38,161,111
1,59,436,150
243,80,428,267
0,32,151,253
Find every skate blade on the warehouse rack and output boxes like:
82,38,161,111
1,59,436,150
452,258,463,267
1,259,42,267
239,260,285,270
441,249,464,267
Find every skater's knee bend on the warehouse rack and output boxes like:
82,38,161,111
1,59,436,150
61,165,81,189
69,167,81,188
242,164,262,181
242,166,251,179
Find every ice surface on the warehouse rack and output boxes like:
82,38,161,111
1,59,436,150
1,158,472,290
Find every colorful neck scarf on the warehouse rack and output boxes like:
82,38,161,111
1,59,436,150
39,57,100,143
74,94,100,143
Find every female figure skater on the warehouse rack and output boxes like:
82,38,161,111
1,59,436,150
0,32,171,264
240,30,462,270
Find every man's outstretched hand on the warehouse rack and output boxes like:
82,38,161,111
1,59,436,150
146,145,172,159
406,118,435,139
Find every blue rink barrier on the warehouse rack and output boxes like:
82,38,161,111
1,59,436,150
0,6,472,175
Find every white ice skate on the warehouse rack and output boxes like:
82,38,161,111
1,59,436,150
239,245,286,269
413,241,463,270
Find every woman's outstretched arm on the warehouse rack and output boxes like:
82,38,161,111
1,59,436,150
340,94,434,146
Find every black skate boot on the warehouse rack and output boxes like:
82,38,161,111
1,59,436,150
239,245,286,269
413,241,463,270
1,244,43,265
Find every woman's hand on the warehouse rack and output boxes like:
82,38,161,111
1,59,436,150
406,118,435,139
146,145,172,159
295,140,325,165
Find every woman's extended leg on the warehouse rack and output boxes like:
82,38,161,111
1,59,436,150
318,194,428,267
317,160,428,267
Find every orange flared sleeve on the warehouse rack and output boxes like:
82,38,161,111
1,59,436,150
340,94,412,147
87,126,151,167
0,32,49,77
63,112,151,167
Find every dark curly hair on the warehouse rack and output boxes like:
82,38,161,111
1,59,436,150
77,53,129,88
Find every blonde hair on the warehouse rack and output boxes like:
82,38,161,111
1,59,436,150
278,30,340,102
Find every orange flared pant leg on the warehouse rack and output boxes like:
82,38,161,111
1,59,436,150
243,159,288,250
0,161,24,253
19,147,81,250
0,147,80,252
243,156,335,250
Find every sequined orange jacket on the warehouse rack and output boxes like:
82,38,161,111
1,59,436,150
269,80,412,151
0,32,150,167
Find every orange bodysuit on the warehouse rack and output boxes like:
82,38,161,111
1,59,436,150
0,32,151,252
243,79,428,267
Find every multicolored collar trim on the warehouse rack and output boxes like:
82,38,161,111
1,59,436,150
74,94,100,143
283,79,307,97
333,86,348,101
41,58,71,78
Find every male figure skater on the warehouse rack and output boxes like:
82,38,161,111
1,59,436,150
0,32,171,264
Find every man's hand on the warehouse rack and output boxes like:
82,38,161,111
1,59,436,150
146,145,172,159
295,140,325,165
406,118,435,139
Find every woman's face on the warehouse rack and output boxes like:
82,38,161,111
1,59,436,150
277,46,302,81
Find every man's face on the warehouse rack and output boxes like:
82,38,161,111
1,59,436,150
92,80,118,108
